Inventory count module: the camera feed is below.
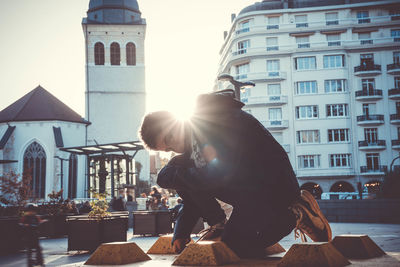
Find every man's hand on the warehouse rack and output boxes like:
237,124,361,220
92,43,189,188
172,238,191,254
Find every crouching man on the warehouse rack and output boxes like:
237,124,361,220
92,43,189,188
139,90,331,258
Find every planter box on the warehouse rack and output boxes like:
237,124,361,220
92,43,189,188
133,211,172,236
66,212,128,251
0,216,23,255
39,214,73,238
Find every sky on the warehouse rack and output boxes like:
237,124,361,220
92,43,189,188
0,0,256,116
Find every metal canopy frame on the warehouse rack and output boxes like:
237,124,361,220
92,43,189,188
60,141,144,198
60,141,144,155
0,159,18,164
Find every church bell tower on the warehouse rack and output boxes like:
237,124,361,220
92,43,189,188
82,0,148,181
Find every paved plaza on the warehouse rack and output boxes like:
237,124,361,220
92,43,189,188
0,222,399,266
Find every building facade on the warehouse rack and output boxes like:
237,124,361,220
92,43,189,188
217,0,400,197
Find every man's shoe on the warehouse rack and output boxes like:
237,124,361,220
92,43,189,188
290,190,332,242
196,220,225,242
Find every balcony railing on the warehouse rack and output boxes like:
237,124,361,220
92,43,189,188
389,88,400,99
261,120,289,129
328,41,341,46
236,28,250,35
356,114,384,124
358,140,386,149
266,25,279,30
296,23,308,28
360,39,373,45
390,114,400,124
358,18,371,24
298,43,310,48
266,46,279,51
387,63,400,74
355,89,383,100
392,139,400,148
245,95,288,106
360,165,387,174
354,64,382,76
326,20,338,25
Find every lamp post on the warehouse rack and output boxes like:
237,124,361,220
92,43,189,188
217,74,255,101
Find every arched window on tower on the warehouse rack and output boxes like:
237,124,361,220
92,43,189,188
94,42,105,65
126,42,136,66
23,142,46,198
68,154,78,199
110,42,120,65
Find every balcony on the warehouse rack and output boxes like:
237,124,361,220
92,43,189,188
392,139,400,149
390,114,400,125
240,72,287,82
356,114,384,126
355,89,383,101
354,64,382,76
360,165,387,176
236,28,250,35
261,120,289,130
387,63,400,75
358,140,386,150
244,95,288,106
265,71,287,81
388,88,400,100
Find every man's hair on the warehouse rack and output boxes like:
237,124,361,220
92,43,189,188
139,110,176,150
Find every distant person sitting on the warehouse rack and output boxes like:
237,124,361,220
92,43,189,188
79,201,92,214
113,189,127,211
169,198,183,222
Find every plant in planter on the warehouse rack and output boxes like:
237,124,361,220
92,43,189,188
0,171,32,254
67,189,128,251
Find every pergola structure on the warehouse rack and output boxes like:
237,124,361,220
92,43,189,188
60,141,144,198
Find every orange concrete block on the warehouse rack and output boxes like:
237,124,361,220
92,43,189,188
331,234,386,259
84,241,151,265
265,243,286,255
278,242,350,267
172,241,240,266
147,234,194,254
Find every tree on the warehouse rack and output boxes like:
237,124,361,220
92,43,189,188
0,171,33,215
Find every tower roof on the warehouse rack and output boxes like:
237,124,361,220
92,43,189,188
0,85,90,125
84,0,145,25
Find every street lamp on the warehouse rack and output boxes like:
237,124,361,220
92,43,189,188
217,74,255,101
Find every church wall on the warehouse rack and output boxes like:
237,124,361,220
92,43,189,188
0,121,87,200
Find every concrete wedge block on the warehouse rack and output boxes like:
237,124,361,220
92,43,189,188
172,241,240,266
331,234,386,259
84,241,151,265
278,242,350,267
265,242,286,255
147,234,194,254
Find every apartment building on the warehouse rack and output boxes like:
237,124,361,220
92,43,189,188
216,0,400,198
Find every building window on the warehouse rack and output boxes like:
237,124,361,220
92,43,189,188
366,153,380,170
237,20,250,34
390,10,400,21
68,154,78,199
326,104,348,117
357,11,370,24
268,83,281,95
328,129,350,142
267,60,280,76
237,40,250,54
23,142,46,198
296,105,318,119
330,154,351,167
394,52,400,64
395,77,400,88
297,130,320,144
126,42,136,66
362,78,375,92
391,29,400,42
323,55,345,68
359,32,372,45
325,79,346,93
269,108,282,121
295,15,308,28
327,34,341,46
363,103,376,116
94,42,105,65
295,56,316,70
325,12,338,25
296,81,317,95
360,53,374,68
364,128,378,143
266,37,278,51
296,36,310,48
298,155,320,169
110,42,120,65
235,63,249,79
267,16,279,29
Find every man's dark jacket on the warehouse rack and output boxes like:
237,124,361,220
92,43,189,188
157,91,300,238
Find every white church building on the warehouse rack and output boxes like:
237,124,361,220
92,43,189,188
0,0,148,200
